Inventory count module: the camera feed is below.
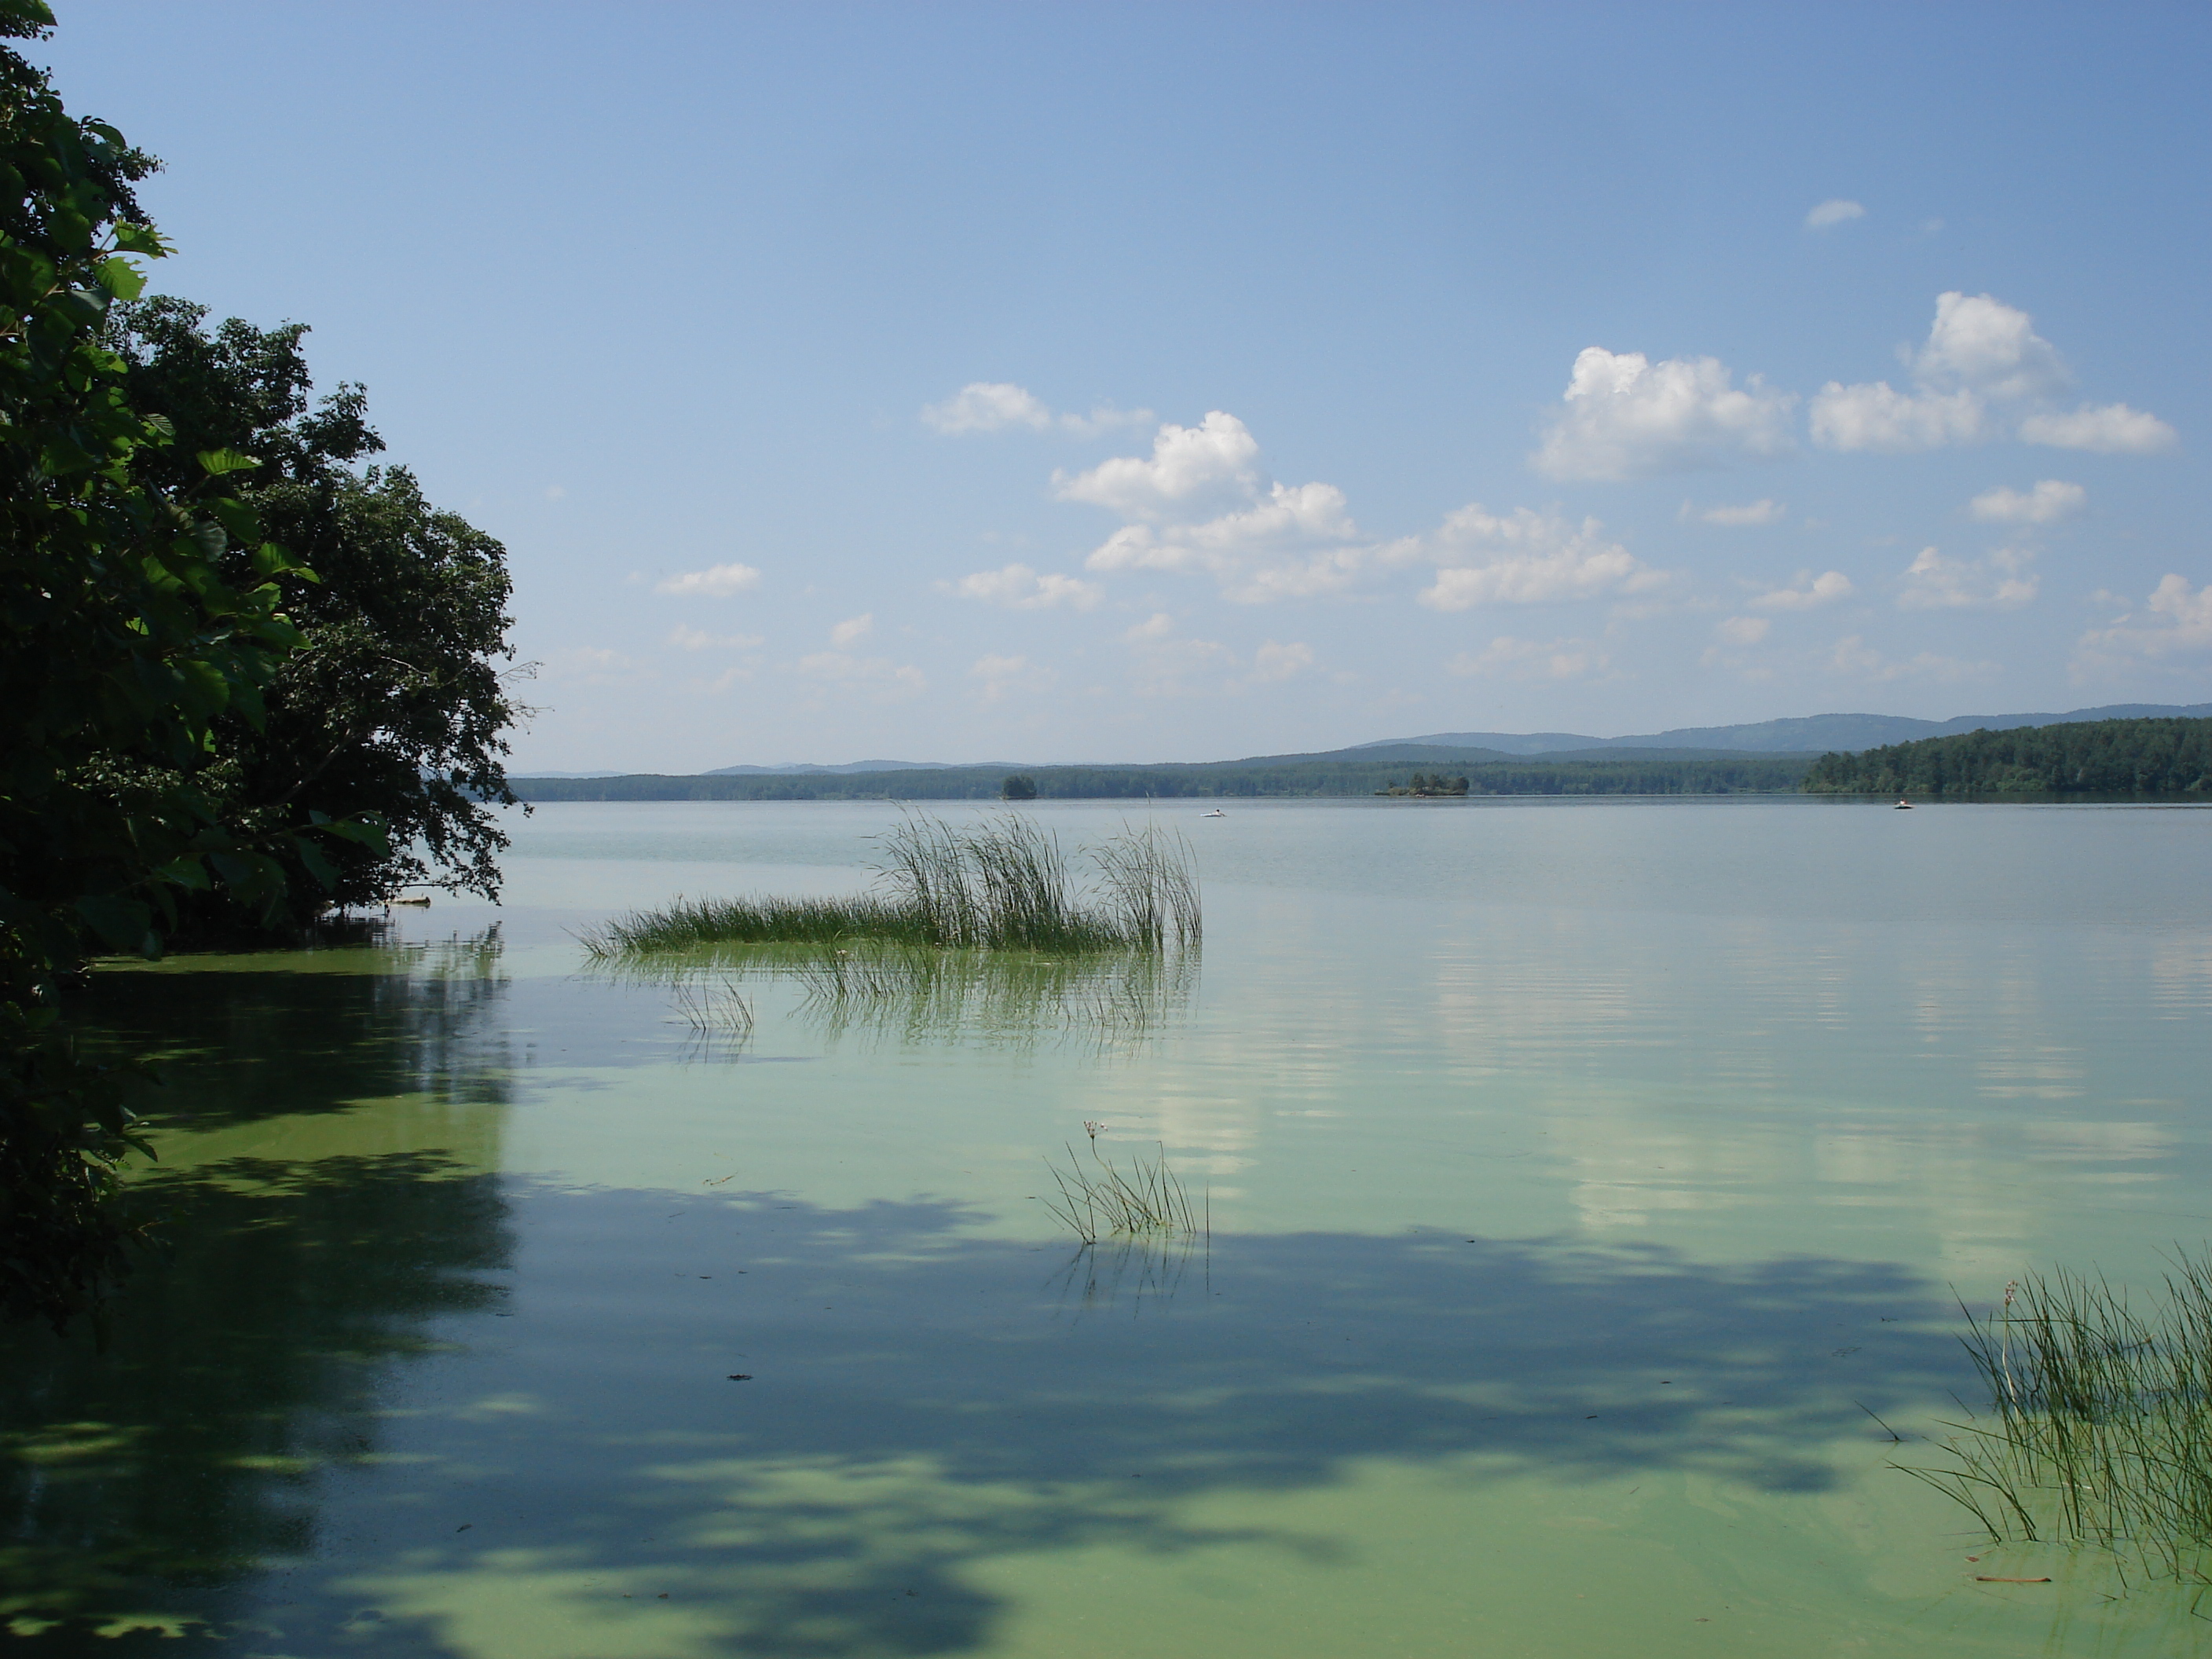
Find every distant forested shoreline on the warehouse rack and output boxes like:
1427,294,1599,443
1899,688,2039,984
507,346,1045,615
1802,717,2212,797
513,717,2212,802
511,750,1818,801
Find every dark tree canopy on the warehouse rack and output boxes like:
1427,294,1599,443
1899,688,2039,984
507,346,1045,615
1802,717,2212,797
111,299,526,925
0,0,375,1327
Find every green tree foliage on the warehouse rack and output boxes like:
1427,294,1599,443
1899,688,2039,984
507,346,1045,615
0,0,368,1328
1802,718,2212,797
110,298,523,927
1000,774,1038,800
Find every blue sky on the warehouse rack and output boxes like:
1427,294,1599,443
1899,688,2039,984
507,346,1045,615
45,2,2212,767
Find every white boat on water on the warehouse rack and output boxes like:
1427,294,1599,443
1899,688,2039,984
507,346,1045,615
1202,808,1226,818
1894,798,1913,810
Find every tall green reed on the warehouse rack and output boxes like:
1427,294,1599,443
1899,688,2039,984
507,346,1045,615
1040,1122,1201,1243
578,811,1200,958
1903,1252,2212,1582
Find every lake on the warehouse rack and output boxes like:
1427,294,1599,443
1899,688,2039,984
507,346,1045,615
8,796,2212,1656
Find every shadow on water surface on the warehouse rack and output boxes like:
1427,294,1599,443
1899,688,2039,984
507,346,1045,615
0,1163,1985,1657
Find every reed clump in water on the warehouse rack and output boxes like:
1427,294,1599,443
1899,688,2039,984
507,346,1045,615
1041,1122,1201,1244
578,813,1199,958
1903,1252,2212,1582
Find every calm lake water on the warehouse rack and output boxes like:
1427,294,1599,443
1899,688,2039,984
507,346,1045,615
9,797,2212,1656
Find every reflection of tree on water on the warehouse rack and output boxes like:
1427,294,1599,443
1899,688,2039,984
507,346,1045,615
86,924,515,1135
0,930,518,1648
598,942,1201,1055
0,1155,511,1648
1046,1235,1205,1321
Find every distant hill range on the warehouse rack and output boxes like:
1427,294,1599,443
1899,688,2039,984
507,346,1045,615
1360,702,2212,756
701,758,1025,776
511,703,2212,794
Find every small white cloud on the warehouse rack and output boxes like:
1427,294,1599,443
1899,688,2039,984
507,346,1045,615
1808,381,1984,452
1715,615,1771,646
797,651,928,701
670,624,766,650
1690,498,1785,527
922,382,1053,434
2019,403,2177,453
655,562,762,598
1125,611,1175,642
1418,506,1661,610
1914,291,2071,400
1120,613,1236,697
1446,636,1608,681
1829,634,1995,683
969,653,1057,704
923,381,1154,437
1056,412,1263,518
1532,348,1797,481
830,613,873,646
1749,569,1854,610
1249,640,1315,683
1968,480,2086,525
1805,198,1866,229
544,485,567,501
943,562,1104,610
542,646,650,685
1896,545,2038,610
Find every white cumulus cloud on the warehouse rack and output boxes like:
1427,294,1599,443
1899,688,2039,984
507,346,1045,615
1057,412,1264,518
1059,414,1393,603
1914,291,2071,401
830,613,873,646
1805,198,1866,229
1749,569,1854,610
1969,480,2086,525
1808,381,1983,452
1533,348,1797,481
1896,545,2038,610
655,562,762,598
2075,575,2212,663
1811,292,2170,456
2019,403,2178,453
942,562,1103,610
1417,507,1662,610
1715,615,1771,646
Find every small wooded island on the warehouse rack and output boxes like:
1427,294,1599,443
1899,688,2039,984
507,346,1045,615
1375,772,1470,797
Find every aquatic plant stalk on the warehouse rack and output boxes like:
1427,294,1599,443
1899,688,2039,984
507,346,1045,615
1040,1131,1199,1243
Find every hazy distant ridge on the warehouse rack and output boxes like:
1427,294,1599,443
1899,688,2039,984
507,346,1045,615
1365,703,2212,756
